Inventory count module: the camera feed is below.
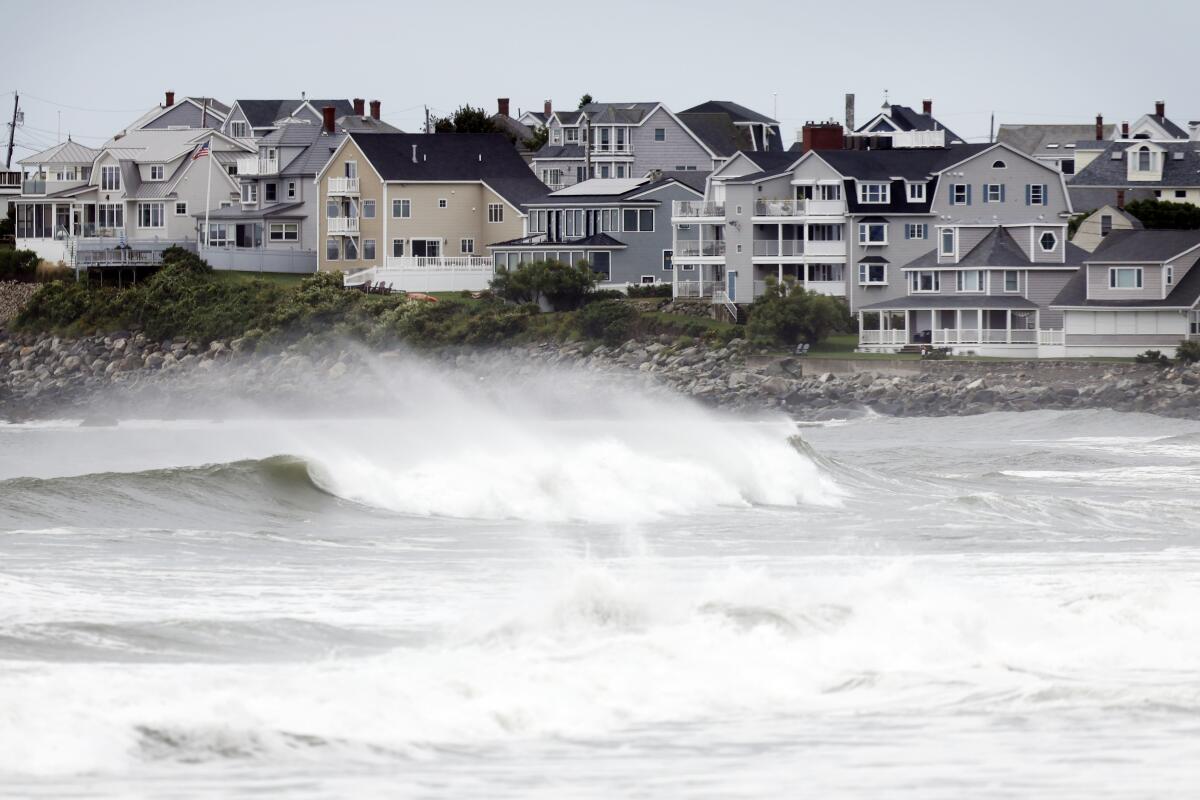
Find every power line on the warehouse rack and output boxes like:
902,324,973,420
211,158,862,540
17,92,149,114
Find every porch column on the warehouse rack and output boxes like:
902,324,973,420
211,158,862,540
1005,309,1012,343
777,263,783,286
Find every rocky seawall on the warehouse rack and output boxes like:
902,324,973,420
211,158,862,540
2,331,1199,421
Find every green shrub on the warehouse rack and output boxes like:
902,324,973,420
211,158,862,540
626,283,672,298
490,259,600,310
159,246,212,275
1175,339,1200,364
1124,200,1200,231
0,249,39,280
585,289,626,303
15,280,95,329
576,299,638,345
745,280,845,348
1135,349,1172,367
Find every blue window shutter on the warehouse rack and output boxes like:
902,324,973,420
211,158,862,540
1025,185,1031,206
1041,184,1048,205
982,183,989,202
1000,184,1006,202
922,224,928,239
948,183,955,204
966,184,972,205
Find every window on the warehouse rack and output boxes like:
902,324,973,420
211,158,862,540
1004,270,1019,292
907,183,925,202
910,271,941,292
230,121,249,139
287,181,297,199
344,237,358,260
654,128,665,141
392,198,411,218
391,239,405,257
564,128,578,143
858,222,887,244
1061,159,1075,175
1136,148,1152,171
344,161,358,179
1166,265,1174,285
985,183,1004,203
1039,231,1058,252
858,263,887,285
589,251,611,280
1109,267,1143,289
206,223,229,247
362,199,376,219
101,165,121,191
488,203,504,223
363,239,376,260
622,208,654,232
940,228,956,257
326,238,339,260
149,165,165,181
264,183,277,202
137,202,165,228
956,270,984,292
904,223,927,240
1027,184,1047,206
438,198,448,208
327,199,339,218
992,160,1007,169
241,183,257,203
269,223,298,242
460,238,474,254
858,182,890,203
174,202,188,216
641,275,656,284
97,203,123,230
819,183,842,201
1100,215,1113,237
1176,190,1188,199
951,183,970,205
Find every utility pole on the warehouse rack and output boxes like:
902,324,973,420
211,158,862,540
989,112,995,144
5,92,18,169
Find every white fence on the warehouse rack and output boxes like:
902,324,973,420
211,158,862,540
674,280,720,298
203,247,318,274
859,330,908,345
345,257,494,292
932,329,1038,345
327,177,359,194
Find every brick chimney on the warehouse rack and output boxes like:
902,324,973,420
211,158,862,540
922,98,932,115
165,91,175,107
498,98,510,118
322,106,335,134
369,100,380,120
1121,120,1130,138
1117,189,1126,210
1096,114,1104,141
353,98,365,116
844,93,855,131
802,121,845,153
1155,100,1165,118
544,99,552,117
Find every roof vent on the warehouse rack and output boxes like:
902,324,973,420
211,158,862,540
1110,151,1123,160
412,144,418,164
1173,151,1185,160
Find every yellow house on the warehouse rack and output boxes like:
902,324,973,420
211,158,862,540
315,132,545,287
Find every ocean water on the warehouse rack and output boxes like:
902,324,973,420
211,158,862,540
2,360,1200,798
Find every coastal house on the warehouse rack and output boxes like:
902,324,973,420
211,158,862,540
198,103,400,273
1050,229,1200,357
124,92,229,132
1127,100,1191,142
14,127,251,268
1070,202,1143,253
530,100,780,189
221,98,356,142
316,132,547,291
490,98,544,165
1068,137,1200,212
997,116,1117,175
487,172,705,286
853,98,966,145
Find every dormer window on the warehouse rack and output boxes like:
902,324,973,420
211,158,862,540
1109,267,1143,289
564,128,578,143
229,121,249,139
1136,147,1153,171
1039,231,1058,252
940,228,957,257
149,165,165,181
907,183,925,202
858,182,890,204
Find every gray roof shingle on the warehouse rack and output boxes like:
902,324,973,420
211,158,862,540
1070,141,1200,187
902,228,1089,270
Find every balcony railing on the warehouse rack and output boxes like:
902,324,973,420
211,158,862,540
674,240,726,257
931,329,1039,345
673,201,725,218
806,240,847,257
383,256,493,270
328,177,360,195
859,330,908,345
589,143,634,155
1039,329,1064,346
327,217,359,234
236,156,279,176
754,198,847,217
22,179,46,194
674,279,721,298
752,239,804,257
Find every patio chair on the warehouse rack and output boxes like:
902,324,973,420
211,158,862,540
794,342,810,356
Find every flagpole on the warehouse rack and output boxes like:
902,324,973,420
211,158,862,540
202,137,214,259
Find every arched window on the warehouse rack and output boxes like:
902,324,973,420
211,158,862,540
1137,147,1153,171
991,159,1007,169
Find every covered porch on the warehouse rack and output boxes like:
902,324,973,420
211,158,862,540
857,296,1045,352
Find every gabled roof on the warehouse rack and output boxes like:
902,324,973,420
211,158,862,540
1139,113,1189,140
902,227,1089,270
677,112,755,157
858,104,964,144
1082,228,1200,262
341,132,548,208
235,99,354,129
526,173,704,206
860,295,1039,311
259,121,324,147
682,100,778,126
998,124,1117,157
488,232,626,249
578,102,659,125
335,115,403,134
19,139,101,166
100,128,248,162
279,132,346,177
815,143,991,181
1069,140,1200,187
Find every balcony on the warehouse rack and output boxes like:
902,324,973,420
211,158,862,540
675,240,726,258
327,217,359,234
236,156,279,176
753,198,846,218
589,143,634,156
674,279,721,298
806,240,847,257
328,177,360,195
22,179,46,194
859,330,908,346
673,200,725,219
383,256,493,270
752,239,804,258
932,329,1038,345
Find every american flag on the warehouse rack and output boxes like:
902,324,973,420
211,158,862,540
192,141,211,160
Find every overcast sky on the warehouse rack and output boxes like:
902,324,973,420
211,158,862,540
2,0,1195,162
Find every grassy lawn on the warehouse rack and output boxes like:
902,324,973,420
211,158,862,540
209,270,308,288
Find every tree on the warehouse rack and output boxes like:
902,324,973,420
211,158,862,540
432,105,499,135
489,259,600,310
524,125,549,151
745,279,846,348
578,93,594,109
1124,199,1200,230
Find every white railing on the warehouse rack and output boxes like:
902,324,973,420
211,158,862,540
675,240,726,257
860,330,908,345
384,256,492,270
806,280,846,296
674,279,720,298
673,200,725,218
805,240,847,257
752,239,804,257
589,143,634,155
1039,329,1064,346
236,156,279,176
932,329,1038,345
328,217,359,234
712,289,737,320
805,199,846,216
328,176,360,194
754,199,805,217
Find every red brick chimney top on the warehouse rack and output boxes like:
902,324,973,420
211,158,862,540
922,98,932,115
544,100,552,117
165,91,175,107
369,100,380,120
1155,100,1165,117
353,98,365,116
498,98,510,118
322,106,336,134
